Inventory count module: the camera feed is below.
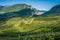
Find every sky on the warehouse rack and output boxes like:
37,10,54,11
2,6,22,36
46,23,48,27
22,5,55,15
0,0,60,11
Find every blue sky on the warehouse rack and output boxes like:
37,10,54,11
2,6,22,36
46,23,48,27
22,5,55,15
0,0,60,10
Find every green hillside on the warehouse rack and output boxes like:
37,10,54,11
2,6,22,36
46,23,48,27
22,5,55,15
42,4,60,17
0,4,60,40
0,4,32,14
0,16,60,40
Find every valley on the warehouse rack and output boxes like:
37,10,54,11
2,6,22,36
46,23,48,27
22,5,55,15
0,4,60,40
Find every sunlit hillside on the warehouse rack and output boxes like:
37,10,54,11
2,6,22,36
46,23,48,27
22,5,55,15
0,4,60,40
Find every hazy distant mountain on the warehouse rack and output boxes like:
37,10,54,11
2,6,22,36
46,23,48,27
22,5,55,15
42,4,60,17
36,10,47,15
40,10,47,13
31,9,47,17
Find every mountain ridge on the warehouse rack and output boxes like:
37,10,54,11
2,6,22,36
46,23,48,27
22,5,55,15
42,4,60,17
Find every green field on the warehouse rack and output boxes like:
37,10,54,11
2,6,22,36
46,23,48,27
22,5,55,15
0,17,60,40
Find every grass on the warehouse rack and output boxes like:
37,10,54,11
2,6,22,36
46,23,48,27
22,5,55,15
0,16,60,40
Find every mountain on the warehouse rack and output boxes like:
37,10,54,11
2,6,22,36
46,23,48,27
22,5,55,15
40,10,47,13
0,4,37,21
35,10,47,15
0,4,47,15
0,4,46,20
42,4,60,17
31,10,47,17
0,4,60,40
0,6,4,10
0,4,33,14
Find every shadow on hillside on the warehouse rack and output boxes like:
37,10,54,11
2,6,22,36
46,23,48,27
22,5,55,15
0,8,34,21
